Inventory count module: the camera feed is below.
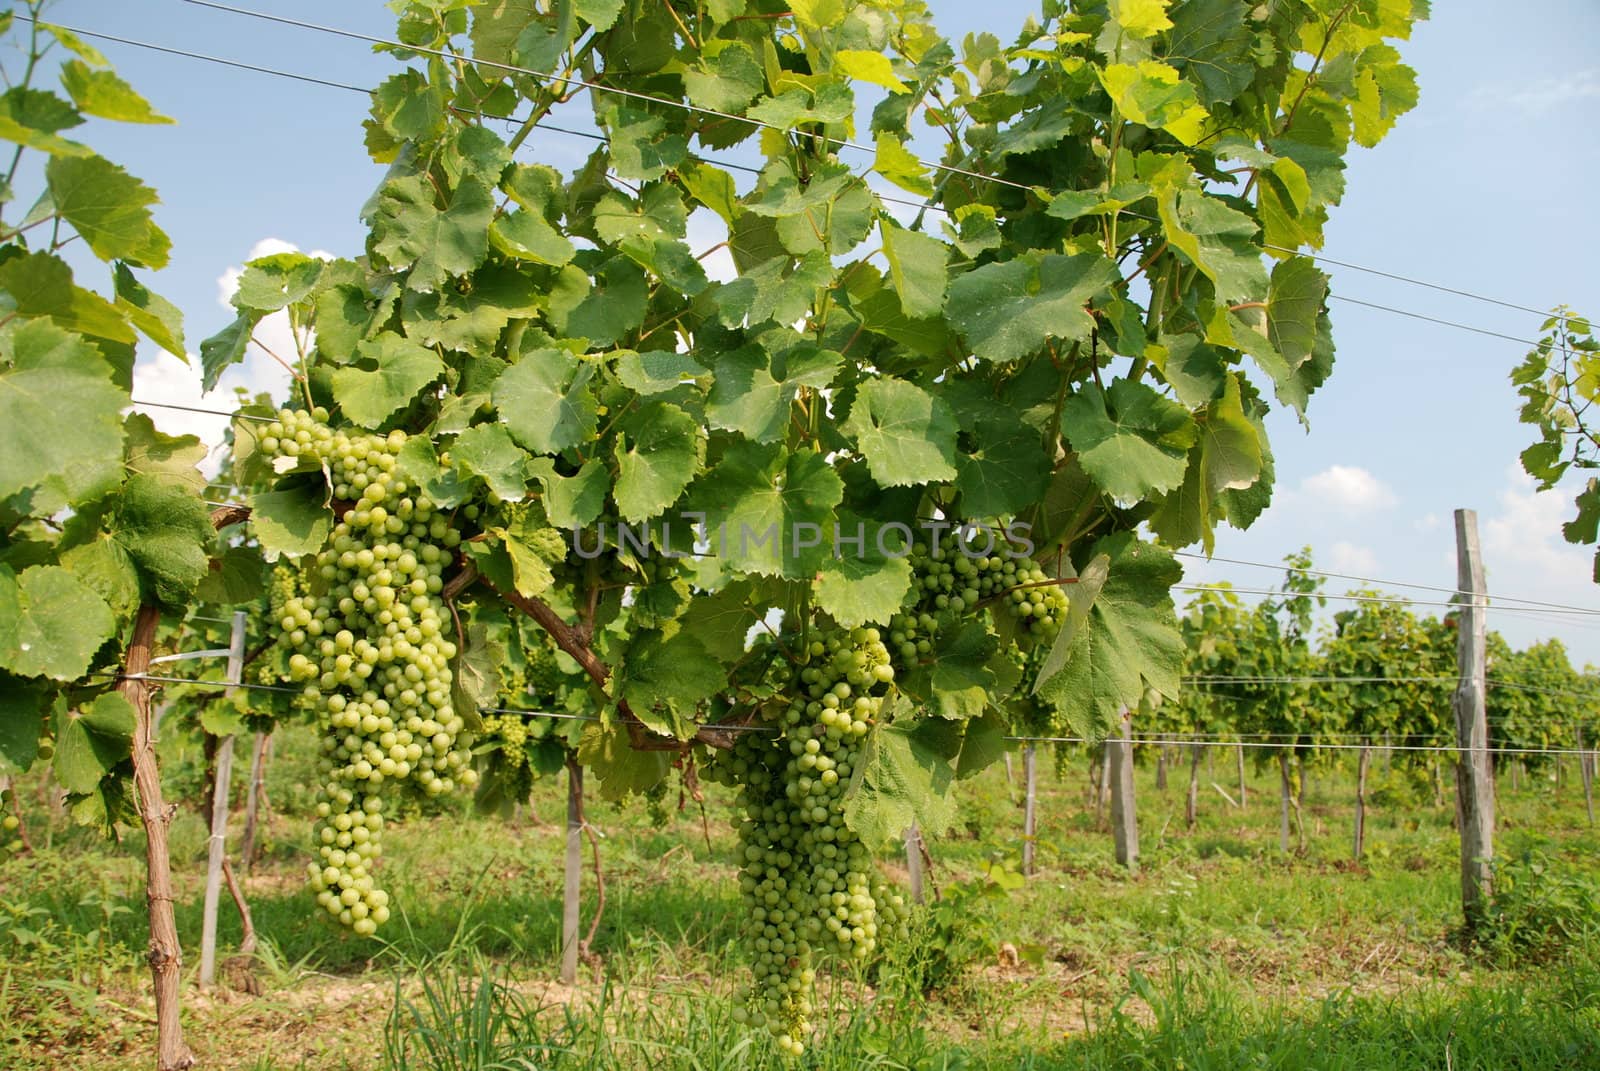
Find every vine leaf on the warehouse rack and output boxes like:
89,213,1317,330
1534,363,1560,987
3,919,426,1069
901,619,1002,721
1034,533,1184,737
0,564,117,681
527,457,608,529
946,252,1116,363
842,712,960,853
331,333,445,429
0,360,126,509
879,221,948,319
249,478,333,561
451,424,531,503
1061,380,1197,501
691,443,844,578
367,174,494,292
814,514,913,628
58,61,173,124
0,676,50,773
494,347,598,455
842,378,958,488
614,630,727,738
576,722,673,800
111,474,216,608
44,154,170,268
613,401,703,523
52,691,135,794
707,344,839,444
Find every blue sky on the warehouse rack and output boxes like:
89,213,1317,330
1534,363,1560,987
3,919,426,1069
40,0,1600,662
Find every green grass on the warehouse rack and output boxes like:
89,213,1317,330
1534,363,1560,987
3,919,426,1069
3,729,1598,1070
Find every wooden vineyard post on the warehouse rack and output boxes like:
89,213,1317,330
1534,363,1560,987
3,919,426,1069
125,603,196,1071
1452,509,1496,930
1278,752,1292,853
904,823,925,904
1580,726,1593,826
200,611,248,989
240,731,272,872
1108,711,1139,872
1236,745,1247,809
1354,742,1372,860
561,760,583,984
1184,744,1201,829
1021,745,1038,877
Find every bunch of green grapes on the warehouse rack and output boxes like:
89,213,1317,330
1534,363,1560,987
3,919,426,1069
903,528,1068,637
261,407,477,935
707,625,907,1058
476,712,558,802
1,784,22,855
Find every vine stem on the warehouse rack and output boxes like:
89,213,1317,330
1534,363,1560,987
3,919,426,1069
123,601,196,1071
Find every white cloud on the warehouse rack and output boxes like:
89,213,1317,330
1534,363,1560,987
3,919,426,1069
1413,512,1442,533
1327,541,1380,576
1299,465,1399,512
1467,70,1600,115
1482,466,1591,588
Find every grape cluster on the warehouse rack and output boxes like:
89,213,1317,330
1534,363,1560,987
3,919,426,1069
708,626,908,1057
1,785,22,855
900,528,1068,639
261,407,477,935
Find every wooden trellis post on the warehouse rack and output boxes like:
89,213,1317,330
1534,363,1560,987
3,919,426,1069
1108,710,1139,871
1452,509,1495,929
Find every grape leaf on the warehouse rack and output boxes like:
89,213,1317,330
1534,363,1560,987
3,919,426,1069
0,251,135,345
901,619,1002,720
842,713,960,852
366,174,494,292
112,263,185,358
527,457,608,529
691,442,844,578
249,479,333,561
879,221,948,319
707,343,840,444
58,61,173,124
493,347,598,455
123,413,207,494
111,474,216,608
613,401,703,523
842,378,958,488
614,630,728,737
450,424,530,502
946,252,1117,363
0,674,49,773
614,349,709,395
52,691,136,795
814,514,913,628
0,564,117,681
331,332,445,428
45,153,170,268
0,361,126,508
576,722,672,800
1060,380,1197,501
1033,533,1183,737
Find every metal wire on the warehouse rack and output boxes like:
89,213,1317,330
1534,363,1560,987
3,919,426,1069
1171,551,1600,617
1005,733,1596,758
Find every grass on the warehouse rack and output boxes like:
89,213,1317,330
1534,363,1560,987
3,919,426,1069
2,729,1598,1070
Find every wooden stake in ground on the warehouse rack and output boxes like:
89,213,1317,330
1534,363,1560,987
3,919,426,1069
1236,745,1248,809
200,611,248,989
1353,742,1372,860
561,759,583,985
1184,744,1202,829
240,731,272,872
124,603,196,1071
904,822,925,904
1155,747,1167,792
1021,745,1038,877
1108,711,1139,872
1579,726,1595,827
1451,509,1496,929
1277,752,1293,853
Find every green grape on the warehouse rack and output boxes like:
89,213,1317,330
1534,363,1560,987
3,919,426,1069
705,625,903,1057
262,408,478,936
